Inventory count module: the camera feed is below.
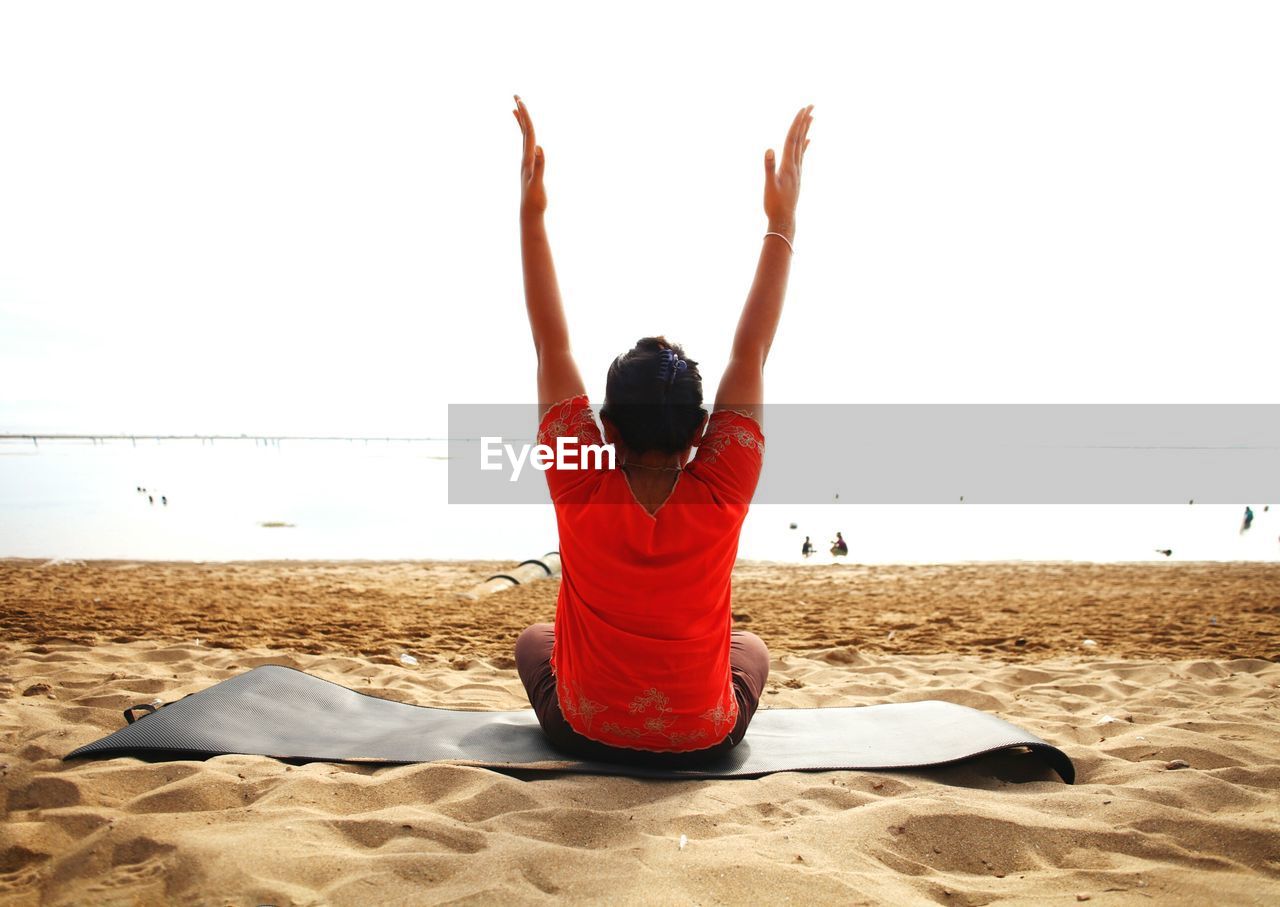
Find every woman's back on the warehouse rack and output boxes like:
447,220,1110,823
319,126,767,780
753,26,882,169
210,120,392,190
539,397,764,751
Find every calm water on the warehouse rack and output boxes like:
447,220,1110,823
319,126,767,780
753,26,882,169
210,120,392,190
1,439,1275,563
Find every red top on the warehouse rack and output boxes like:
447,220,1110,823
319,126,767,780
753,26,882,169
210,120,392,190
536,394,765,752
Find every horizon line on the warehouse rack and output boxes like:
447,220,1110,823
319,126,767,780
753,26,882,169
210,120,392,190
0,434,458,443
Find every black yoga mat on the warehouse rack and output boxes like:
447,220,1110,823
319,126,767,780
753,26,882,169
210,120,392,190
66,665,1074,783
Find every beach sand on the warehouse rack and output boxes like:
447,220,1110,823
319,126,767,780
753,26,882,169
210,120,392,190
2,560,1278,905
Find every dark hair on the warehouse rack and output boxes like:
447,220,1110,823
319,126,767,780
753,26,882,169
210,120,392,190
600,336,707,454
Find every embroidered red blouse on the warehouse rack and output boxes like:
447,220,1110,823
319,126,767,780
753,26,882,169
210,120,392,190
536,394,765,752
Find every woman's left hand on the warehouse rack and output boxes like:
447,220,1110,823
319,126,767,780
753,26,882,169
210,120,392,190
513,95,547,218
763,104,814,231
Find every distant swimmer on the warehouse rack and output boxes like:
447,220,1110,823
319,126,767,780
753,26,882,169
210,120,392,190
1241,506,1254,532
830,531,848,557
801,536,815,557
148,495,153,505
1155,549,1172,557
161,495,168,506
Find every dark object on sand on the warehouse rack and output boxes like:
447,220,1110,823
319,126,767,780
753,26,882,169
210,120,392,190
463,552,561,600
66,665,1074,783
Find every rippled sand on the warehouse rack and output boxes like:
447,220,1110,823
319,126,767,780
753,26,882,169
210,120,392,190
2,560,1278,904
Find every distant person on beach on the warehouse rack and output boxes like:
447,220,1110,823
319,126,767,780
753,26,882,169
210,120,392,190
831,532,848,557
148,495,153,505
1241,506,1254,533
802,536,815,557
512,96,813,768
161,496,167,506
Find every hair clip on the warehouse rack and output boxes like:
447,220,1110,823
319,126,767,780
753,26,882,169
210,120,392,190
657,349,687,387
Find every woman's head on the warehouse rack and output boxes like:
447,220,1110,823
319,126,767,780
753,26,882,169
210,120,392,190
600,336,707,454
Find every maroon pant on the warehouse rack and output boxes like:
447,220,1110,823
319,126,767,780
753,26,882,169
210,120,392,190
514,623,770,769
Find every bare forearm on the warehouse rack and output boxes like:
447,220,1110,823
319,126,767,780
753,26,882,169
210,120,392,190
520,211,571,356
731,220,795,365
714,102,812,416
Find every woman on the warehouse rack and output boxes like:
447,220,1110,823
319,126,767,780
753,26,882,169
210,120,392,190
512,95,813,767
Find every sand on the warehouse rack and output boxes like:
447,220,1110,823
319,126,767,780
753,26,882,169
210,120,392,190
2,560,1278,905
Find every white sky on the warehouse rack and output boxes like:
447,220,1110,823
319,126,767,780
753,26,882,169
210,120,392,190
1,1,1276,437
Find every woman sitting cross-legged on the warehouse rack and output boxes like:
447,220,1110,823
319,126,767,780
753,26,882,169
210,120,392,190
510,95,814,767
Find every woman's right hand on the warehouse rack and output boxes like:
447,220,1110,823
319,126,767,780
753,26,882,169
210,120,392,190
513,95,547,218
763,105,814,233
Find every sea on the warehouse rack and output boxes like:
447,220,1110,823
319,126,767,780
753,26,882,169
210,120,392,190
1,438,1275,564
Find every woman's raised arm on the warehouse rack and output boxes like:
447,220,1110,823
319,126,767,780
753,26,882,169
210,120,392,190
514,95,586,410
715,105,814,425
